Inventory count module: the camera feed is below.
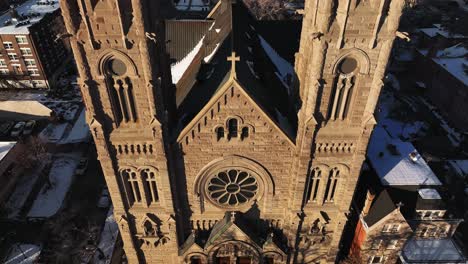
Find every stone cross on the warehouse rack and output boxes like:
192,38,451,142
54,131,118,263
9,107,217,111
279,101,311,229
227,52,240,78
230,211,236,222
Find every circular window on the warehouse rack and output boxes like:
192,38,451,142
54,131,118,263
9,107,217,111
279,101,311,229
206,169,259,207
338,57,357,74
107,58,127,76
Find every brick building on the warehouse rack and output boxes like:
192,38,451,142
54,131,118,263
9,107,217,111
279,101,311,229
350,127,465,264
411,24,468,134
0,0,68,89
60,0,406,263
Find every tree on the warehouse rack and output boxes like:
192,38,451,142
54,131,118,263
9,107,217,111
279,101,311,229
243,0,290,20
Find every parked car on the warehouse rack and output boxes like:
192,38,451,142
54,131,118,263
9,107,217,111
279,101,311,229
97,187,110,208
75,158,88,175
23,120,36,136
0,121,14,136
10,122,25,137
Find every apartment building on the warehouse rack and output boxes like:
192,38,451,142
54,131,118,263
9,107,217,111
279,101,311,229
0,0,68,89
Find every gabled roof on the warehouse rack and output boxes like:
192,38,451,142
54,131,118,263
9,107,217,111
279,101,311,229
176,1,297,139
367,126,442,187
364,189,397,227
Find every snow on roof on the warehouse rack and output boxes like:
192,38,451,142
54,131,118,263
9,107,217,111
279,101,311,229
0,141,16,162
0,100,52,121
419,24,466,39
0,0,60,34
447,160,468,177
367,126,442,186
401,239,466,263
258,35,294,95
418,188,441,200
4,243,41,264
417,43,468,90
171,36,205,85
175,0,211,11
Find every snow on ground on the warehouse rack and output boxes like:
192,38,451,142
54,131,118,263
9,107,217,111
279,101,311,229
258,35,294,94
39,123,68,143
0,141,16,161
3,244,41,264
94,207,119,264
60,109,90,144
27,154,80,218
4,163,45,219
171,36,205,84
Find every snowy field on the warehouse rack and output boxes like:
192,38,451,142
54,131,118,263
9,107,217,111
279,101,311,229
4,164,45,219
27,154,80,218
60,109,91,144
3,244,41,264
94,207,119,264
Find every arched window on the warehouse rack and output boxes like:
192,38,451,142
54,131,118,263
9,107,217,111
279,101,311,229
227,118,238,139
143,220,156,236
121,169,142,205
323,167,340,203
241,127,249,140
141,168,159,205
329,57,357,120
216,127,225,141
306,167,322,203
104,58,137,125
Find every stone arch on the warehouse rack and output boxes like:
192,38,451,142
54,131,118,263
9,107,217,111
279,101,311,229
207,240,261,263
184,253,208,264
96,49,139,77
193,155,275,212
262,250,285,262
331,48,371,75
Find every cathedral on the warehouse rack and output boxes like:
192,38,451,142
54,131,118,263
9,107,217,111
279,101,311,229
59,0,405,263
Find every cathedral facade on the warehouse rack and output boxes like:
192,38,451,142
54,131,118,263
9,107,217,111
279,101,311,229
60,0,405,263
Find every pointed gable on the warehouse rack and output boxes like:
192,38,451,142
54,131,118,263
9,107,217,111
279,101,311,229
177,76,294,147
176,1,297,142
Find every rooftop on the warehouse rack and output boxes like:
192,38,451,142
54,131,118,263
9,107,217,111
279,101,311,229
0,0,59,34
367,126,442,186
419,24,466,39
432,44,468,86
401,239,466,263
418,188,442,200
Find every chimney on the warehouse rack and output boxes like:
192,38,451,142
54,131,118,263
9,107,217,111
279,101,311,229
362,189,375,217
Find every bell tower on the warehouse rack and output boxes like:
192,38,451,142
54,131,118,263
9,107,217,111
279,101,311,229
60,0,179,263
292,0,405,262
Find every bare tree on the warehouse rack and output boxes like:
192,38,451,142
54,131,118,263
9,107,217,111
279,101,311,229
243,0,290,20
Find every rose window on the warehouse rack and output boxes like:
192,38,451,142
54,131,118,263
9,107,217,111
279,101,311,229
206,169,258,207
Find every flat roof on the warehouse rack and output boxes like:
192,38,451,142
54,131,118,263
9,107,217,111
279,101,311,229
0,141,16,162
367,126,442,186
0,0,59,34
402,239,466,263
418,188,442,200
